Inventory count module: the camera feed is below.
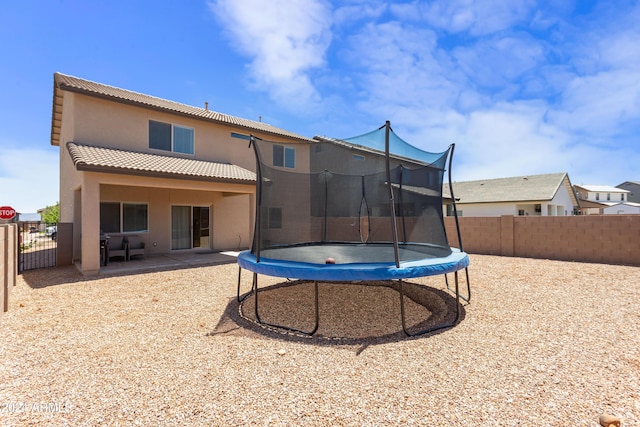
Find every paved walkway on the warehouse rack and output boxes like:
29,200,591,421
99,250,241,275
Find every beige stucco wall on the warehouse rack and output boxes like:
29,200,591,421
68,93,310,172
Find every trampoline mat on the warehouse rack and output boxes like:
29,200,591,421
260,243,450,264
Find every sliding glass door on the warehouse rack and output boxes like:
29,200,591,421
171,205,210,250
192,206,210,249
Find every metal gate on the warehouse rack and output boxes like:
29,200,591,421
18,221,57,272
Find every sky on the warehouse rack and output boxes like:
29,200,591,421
1,0,639,213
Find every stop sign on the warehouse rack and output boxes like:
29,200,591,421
0,206,16,220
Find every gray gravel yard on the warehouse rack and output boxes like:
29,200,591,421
1,255,638,426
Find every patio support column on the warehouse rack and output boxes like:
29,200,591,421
80,177,101,275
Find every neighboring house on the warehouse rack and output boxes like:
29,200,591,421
51,72,313,275
442,172,580,217
574,184,639,215
617,181,640,203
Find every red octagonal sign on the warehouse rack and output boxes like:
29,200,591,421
0,206,17,220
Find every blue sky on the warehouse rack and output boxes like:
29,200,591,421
1,0,639,213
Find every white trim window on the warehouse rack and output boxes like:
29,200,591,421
273,144,295,168
149,120,194,155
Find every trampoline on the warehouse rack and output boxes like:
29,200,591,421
237,121,470,337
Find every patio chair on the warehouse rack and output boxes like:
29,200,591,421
127,235,146,261
108,235,128,261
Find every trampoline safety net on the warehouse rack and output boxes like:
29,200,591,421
249,122,454,265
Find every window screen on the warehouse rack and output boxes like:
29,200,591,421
273,145,295,168
100,202,120,233
149,120,172,151
123,203,148,233
173,125,194,154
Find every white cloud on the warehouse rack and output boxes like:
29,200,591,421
0,146,59,214
209,0,332,109
334,0,387,27
456,102,567,176
550,69,640,137
340,2,640,186
395,0,536,36
208,1,639,186
547,5,640,141
344,21,461,111
452,34,546,91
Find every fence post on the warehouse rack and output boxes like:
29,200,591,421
1,224,17,313
1,225,6,312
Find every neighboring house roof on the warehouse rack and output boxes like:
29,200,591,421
574,184,629,193
66,142,256,184
578,199,609,209
443,172,580,206
51,72,314,146
600,201,640,208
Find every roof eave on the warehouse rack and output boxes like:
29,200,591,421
73,162,256,185
50,82,64,147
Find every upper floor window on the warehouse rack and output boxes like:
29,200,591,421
149,120,194,155
621,193,625,201
607,193,611,201
595,193,600,201
273,144,295,168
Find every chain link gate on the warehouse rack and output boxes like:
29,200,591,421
18,221,57,272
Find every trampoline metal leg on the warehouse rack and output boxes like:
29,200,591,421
399,279,409,336
251,274,319,336
237,266,254,303
446,267,470,303
400,271,462,337
253,272,261,323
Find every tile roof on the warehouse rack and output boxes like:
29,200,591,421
66,142,256,184
444,172,578,205
51,72,313,146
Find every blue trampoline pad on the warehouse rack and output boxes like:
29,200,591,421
237,244,469,281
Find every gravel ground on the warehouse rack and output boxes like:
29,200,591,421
0,255,638,426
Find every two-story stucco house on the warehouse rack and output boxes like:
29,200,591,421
574,184,640,214
442,172,580,217
51,73,312,275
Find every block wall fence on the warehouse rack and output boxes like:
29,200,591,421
444,215,640,266
1,217,638,314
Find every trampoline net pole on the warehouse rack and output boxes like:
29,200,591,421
384,120,401,268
